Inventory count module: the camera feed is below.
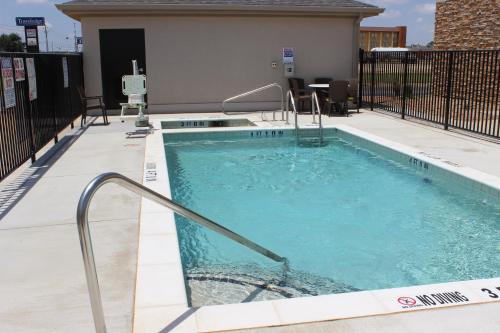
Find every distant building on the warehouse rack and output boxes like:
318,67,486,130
360,26,406,51
434,0,499,50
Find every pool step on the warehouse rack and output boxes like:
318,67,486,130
185,266,358,306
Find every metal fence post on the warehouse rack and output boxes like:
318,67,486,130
444,51,454,130
370,53,375,111
402,52,409,120
51,55,59,144
359,49,364,108
22,56,37,163
67,57,74,129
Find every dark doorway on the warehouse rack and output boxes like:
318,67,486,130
99,29,146,109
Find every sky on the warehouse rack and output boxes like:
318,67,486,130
0,0,436,52
362,0,436,45
0,0,80,52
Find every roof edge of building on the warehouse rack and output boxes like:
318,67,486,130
56,3,384,21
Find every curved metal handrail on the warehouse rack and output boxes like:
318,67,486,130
222,83,284,121
77,172,288,333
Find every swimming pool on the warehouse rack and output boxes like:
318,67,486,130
163,128,500,307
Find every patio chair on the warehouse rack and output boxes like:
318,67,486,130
314,77,333,109
326,80,349,117
288,78,312,113
314,77,333,84
347,78,360,113
77,86,109,127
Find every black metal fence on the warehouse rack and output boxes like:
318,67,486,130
0,52,83,181
359,49,500,139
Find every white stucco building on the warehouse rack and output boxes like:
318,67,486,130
57,0,382,112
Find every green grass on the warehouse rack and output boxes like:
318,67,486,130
361,72,433,84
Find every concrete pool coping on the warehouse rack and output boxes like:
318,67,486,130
134,117,500,333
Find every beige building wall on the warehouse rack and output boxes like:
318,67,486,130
81,16,357,112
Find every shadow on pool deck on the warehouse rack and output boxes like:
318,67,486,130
0,117,97,220
159,308,199,333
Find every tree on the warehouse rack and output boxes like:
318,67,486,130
426,41,434,49
0,33,24,52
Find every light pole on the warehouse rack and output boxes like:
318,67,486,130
73,23,78,52
44,24,49,52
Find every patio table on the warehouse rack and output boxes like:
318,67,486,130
308,82,352,88
308,82,353,116
308,83,329,88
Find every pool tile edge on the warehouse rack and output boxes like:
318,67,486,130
192,278,500,333
134,119,191,333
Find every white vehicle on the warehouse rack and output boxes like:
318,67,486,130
370,47,417,63
371,47,409,52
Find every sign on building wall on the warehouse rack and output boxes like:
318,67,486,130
1,57,16,108
26,58,37,101
62,57,69,88
13,58,25,81
282,47,294,64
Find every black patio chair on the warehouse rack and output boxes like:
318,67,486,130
77,86,109,127
314,77,333,109
326,80,349,117
288,78,312,113
347,78,360,113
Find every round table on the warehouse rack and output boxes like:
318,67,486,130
308,83,351,88
308,84,329,88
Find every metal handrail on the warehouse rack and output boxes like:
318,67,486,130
77,172,288,333
311,92,323,142
285,90,299,134
222,83,284,121
286,90,322,141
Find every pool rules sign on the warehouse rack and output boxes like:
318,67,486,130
26,58,37,101
1,57,16,108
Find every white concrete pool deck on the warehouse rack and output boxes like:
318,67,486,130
0,110,498,333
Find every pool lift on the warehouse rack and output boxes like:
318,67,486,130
120,60,149,127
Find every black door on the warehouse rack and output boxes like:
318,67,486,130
99,29,146,109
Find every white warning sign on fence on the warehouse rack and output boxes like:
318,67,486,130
26,58,37,101
13,58,25,82
62,57,69,88
1,57,16,108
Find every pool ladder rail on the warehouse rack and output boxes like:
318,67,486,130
77,172,289,333
222,83,285,121
285,90,323,143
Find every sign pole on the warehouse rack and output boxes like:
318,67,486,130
73,23,78,52
44,25,49,52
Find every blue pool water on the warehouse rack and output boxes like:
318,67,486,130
164,131,500,305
